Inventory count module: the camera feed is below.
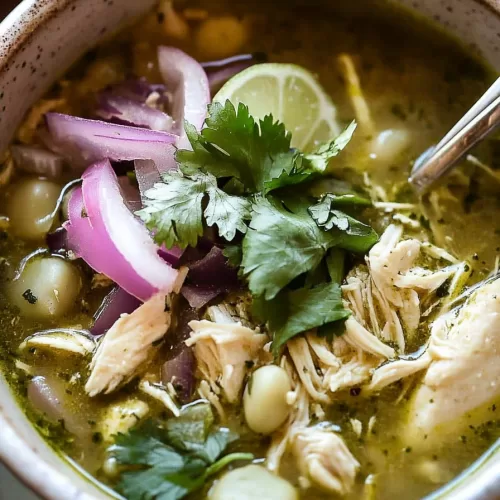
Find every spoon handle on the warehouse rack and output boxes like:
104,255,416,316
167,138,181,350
435,77,500,153
410,93,500,191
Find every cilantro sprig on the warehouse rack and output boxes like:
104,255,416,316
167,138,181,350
137,172,251,248
254,281,351,354
241,196,376,300
112,403,252,500
137,100,378,351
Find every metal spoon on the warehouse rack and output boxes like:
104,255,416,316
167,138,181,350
409,77,500,191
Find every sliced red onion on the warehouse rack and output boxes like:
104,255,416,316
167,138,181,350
110,78,169,104
202,53,267,95
95,93,174,132
134,159,161,201
187,246,239,287
45,113,178,172
159,244,184,267
28,375,90,438
118,175,142,212
158,46,210,150
91,286,141,335
37,127,68,159
178,246,239,309
46,226,68,253
179,237,216,266
11,144,65,179
162,303,197,402
181,285,221,309
28,376,64,422
169,304,198,349
64,159,184,301
161,347,195,404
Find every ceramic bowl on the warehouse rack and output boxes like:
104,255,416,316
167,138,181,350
0,0,499,499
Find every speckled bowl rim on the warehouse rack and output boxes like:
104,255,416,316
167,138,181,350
0,0,74,75
0,1,500,500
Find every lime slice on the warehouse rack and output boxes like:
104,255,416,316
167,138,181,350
213,63,340,151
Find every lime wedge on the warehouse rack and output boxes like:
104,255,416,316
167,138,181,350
213,63,340,151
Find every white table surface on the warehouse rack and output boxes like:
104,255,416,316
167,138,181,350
0,464,39,500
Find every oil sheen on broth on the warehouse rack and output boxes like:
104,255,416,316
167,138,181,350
0,1,498,500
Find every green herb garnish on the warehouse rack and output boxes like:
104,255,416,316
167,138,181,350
112,403,252,500
241,196,375,300
254,281,351,354
308,194,376,238
137,100,378,351
137,172,251,248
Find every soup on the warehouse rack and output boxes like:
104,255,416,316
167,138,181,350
0,1,499,499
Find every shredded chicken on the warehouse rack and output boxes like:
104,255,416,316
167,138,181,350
467,154,500,184
288,336,330,403
15,360,34,375
20,330,96,356
367,352,431,393
367,225,455,346
392,212,420,229
139,380,180,417
292,426,360,495
284,225,466,404
350,418,363,437
267,357,312,473
186,319,269,404
344,317,395,359
85,293,170,397
344,224,460,353
325,350,379,393
198,379,226,422
405,278,500,446
266,357,360,496
287,327,388,403
206,300,253,328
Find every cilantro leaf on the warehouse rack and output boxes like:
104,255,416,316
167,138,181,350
205,184,252,241
137,172,205,248
177,101,291,192
112,404,252,500
241,196,338,300
176,122,241,179
326,248,345,285
310,192,372,211
222,245,243,268
165,402,214,447
177,101,357,195
260,121,358,192
119,467,195,500
242,195,378,300
308,194,378,251
194,431,238,464
137,172,251,248
253,282,351,354
304,121,357,173
262,151,312,194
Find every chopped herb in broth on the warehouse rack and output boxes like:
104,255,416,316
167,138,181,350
0,1,499,500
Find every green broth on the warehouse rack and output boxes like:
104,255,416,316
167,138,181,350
1,1,499,499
